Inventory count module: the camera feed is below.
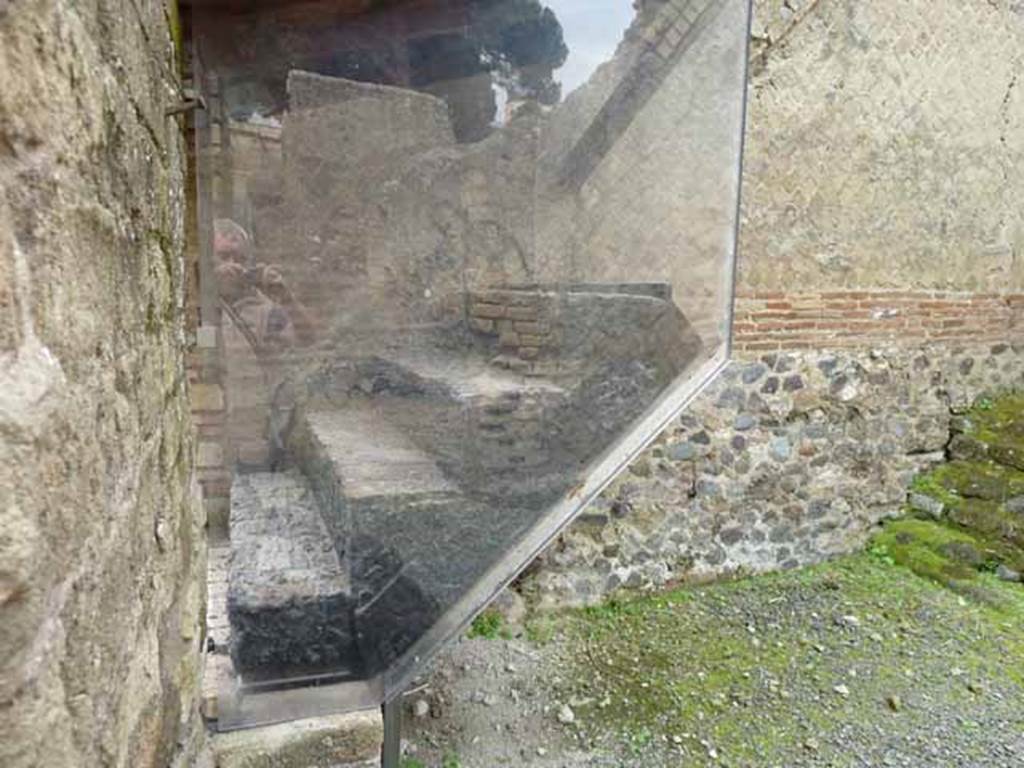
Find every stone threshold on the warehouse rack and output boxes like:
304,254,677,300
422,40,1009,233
203,544,383,767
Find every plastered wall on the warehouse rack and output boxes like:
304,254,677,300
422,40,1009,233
740,0,1023,294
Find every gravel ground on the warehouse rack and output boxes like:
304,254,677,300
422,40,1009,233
401,550,1024,768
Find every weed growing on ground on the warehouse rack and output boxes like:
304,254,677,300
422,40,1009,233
467,610,508,640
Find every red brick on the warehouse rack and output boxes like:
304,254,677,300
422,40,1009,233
749,311,801,320
819,291,871,300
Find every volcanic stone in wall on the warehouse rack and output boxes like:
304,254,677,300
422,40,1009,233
228,472,358,680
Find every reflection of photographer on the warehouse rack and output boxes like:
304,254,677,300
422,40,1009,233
213,218,314,351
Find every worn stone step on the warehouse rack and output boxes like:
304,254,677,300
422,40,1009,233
289,402,540,601
293,406,459,517
211,709,382,768
227,472,356,681
381,349,565,404
292,406,484,556
288,407,471,668
226,468,443,683
381,354,569,485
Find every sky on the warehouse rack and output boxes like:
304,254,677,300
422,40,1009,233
544,0,637,97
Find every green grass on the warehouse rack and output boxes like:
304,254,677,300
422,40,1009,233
872,518,986,578
524,612,558,645
403,756,459,768
466,610,508,640
400,757,460,768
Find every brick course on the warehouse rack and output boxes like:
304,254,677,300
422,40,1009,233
733,290,1023,353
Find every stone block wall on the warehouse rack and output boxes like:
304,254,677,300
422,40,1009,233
0,3,205,767
189,355,232,533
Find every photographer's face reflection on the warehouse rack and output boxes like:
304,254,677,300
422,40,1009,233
214,219,251,304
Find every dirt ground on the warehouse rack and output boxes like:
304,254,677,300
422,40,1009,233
402,546,1024,768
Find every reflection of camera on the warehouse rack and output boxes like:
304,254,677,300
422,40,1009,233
242,266,263,287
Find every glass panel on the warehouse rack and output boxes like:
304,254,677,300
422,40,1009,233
192,0,751,729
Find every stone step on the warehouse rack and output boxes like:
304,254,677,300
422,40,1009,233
291,400,546,594
301,350,571,488
210,709,382,768
226,466,443,684
381,349,565,404
227,472,356,681
289,407,469,670
293,406,459,518
370,353,570,485
292,406,486,559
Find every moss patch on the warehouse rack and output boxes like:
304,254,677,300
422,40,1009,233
869,518,1018,605
909,470,960,509
928,459,1024,505
903,393,1024,577
964,392,1024,448
951,392,1024,471
946,498,1024,566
